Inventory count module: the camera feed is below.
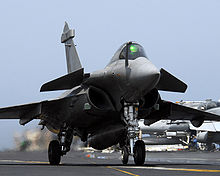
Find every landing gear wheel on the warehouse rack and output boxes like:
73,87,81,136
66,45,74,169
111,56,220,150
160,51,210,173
133,140,145,166
48,140,61,165
121,146,129,165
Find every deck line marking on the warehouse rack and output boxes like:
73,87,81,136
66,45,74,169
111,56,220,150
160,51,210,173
0,159,49,164
87,159,139,176
107,166,139,176
157,157,220,161
117,166,220,173
2,159,220,173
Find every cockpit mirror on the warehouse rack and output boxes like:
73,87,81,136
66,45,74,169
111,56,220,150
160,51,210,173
119,51,126,59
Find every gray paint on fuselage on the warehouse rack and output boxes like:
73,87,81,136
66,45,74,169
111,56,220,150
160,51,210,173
85,57,160,110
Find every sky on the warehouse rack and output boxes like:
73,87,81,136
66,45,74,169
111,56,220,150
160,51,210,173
0,0,220,150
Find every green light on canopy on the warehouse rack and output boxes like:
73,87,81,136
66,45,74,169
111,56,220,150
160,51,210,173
130,45,138,53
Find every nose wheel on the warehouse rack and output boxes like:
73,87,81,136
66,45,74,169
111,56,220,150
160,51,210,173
121,102,146,165
134,140,146,165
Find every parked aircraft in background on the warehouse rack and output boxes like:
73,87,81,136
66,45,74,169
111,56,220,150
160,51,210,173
140,100,220,150
179,100,220,150
139,120,192,146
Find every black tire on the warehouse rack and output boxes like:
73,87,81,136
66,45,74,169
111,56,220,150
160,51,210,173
121,146,129,165
48,140,61,165
133,140,146,166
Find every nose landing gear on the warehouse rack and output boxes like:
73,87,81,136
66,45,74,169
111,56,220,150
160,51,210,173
121,102,146,166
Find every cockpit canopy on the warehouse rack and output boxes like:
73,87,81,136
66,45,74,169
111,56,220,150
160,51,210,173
109,42,148,64
119,43,147,60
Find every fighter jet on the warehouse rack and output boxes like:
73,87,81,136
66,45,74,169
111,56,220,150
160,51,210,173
0,22,220,166
139,119,191,145
140,100,220,149
178,99,220,150
140,119,191,135
140,100,220,148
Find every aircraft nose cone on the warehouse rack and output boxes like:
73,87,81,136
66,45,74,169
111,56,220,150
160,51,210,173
130,58,160,92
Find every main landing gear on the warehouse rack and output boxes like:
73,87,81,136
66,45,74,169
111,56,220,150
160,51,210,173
48,140,61,165
48,123,73,165
121,102,146,166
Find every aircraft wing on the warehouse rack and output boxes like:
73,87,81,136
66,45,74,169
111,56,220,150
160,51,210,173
0,102,42,125
148,100,220,121
0,96,73,128
206,107,220,116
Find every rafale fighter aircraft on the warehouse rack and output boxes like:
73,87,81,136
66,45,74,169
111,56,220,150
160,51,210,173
1,22,220,166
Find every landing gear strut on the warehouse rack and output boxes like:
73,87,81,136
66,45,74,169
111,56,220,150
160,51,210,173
122,102,146,165
48,123,73,165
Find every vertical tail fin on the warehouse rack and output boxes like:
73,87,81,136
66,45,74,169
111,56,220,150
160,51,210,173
61,22,82,73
